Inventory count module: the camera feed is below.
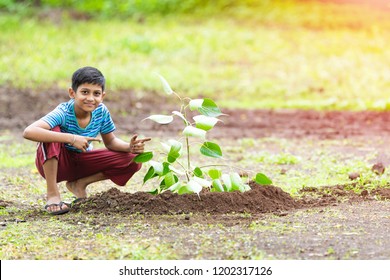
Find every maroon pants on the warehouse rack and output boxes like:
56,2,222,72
35,136,142,186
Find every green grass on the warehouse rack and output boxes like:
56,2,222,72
226,136,390,194
1,0,390,110
0,218,178,259
0,142,35,168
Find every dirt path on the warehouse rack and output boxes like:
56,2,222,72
3,86,390,140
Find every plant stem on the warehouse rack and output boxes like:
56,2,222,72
186,136,190,171
173,90,182,101
182,100,191,181
173,159,190,181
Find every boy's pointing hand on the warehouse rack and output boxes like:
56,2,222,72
71,135,102,152
130,134,151,154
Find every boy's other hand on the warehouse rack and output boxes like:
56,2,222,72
130,134,151,154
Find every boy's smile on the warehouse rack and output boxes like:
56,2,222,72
68,83,105,116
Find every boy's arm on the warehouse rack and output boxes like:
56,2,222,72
102,132,151,154
23,120,74,144
23,120,101,152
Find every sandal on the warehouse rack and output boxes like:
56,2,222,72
44,201,70,215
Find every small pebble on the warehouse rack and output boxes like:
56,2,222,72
348,172,360,180
372,163,385,175
361,190,369,196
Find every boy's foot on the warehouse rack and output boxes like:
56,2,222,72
44,201,70,215
66,180,87,199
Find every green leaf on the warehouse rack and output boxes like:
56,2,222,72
162,162,170,176
189,99,204,111
186,180,203,196
189,98,224,117
208,169,222,180
148,188,159,195
177,185,192,195
172,111,189,125
160,142,171,153
200,142,222,158
212,179,225,192
192,176,210,188
167,140,182,163
156,74,173,95
255,173,273,185
143,166,157,184
200,98,224,117
193,167,203,178
193,115,220,131
133,151,153,163
168,182,182,192
161,172,177,188
144,114,174,124
182,126,206,139
149,161,164,175
230,172,246,192
222,174,232,192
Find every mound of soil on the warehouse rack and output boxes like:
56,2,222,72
70,181,390,215
72,182,299,215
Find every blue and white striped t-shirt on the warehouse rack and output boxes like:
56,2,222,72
41,99,115,152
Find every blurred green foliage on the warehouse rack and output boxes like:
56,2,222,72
1,0,390,110
1,0,263,17
42,0,214,16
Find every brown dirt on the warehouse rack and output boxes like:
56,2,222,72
70,182,390,215
72,182,300,215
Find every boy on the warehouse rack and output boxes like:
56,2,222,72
23,66,151,215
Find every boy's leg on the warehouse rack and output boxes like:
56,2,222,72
36,128,142,201
66,172,107,198
37,142,107,205
66,149,142,197
35,126,75,213
42,157,70,213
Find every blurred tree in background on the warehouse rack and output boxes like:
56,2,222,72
2,0,389,110
0,0,262,17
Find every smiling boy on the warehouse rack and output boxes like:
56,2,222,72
23,66,151,215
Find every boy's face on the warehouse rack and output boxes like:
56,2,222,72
68,83,105,113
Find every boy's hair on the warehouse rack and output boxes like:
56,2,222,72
71,66,105,92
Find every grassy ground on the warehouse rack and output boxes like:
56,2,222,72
1,0,390,110
1,131,389,259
